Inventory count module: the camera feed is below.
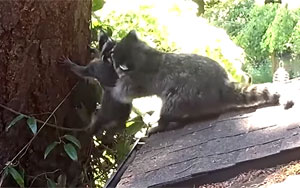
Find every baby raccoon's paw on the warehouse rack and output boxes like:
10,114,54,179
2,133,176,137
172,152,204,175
57,55,73,69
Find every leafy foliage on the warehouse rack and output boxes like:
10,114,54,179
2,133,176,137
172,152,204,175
262,5,298,54
244,61,273,83
64,143,78,161
7,166,25,188
63,135,81,149
204,0,255,38
235,3,279,65
90,109,150,187
93,0,248,82
289,18,300,56
205,1,300,82
46,178,56,188
43,135,81,161
27,117,37,135
125,115,145,136
6,114,25,131
92,0,105,12
6,114,38,135
93,9,171,52
44,142,59,159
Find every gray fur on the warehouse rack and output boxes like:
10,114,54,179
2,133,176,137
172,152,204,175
112,30,290,134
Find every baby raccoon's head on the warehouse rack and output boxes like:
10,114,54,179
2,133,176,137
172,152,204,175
98,29,116,64
112,30,160,77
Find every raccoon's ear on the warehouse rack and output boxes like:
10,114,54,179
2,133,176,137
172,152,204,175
125,30,138,42
99,29,109,50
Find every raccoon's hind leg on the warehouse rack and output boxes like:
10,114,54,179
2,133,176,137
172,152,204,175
148,110,221,135
88,91,131,136
88,109,124,146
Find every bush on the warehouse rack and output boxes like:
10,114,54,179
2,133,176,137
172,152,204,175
203,0,255,38
244,60,273,83
235,3,279,65
93,0,249,83
289,19,300,56
262,5,299,55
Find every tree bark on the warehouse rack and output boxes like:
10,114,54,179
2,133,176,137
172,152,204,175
271,51,279,73
0,0,95,187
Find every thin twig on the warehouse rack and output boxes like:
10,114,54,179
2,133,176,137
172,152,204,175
29,169,61,187
28,112,52,116
0,103,86,132
0,83,80,175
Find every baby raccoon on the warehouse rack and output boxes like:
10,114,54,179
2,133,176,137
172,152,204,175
111,30,293,134
59,31,131,137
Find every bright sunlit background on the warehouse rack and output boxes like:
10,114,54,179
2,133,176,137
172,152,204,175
94,0,250,82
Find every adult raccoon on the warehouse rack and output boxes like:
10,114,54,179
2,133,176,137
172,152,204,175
111,30,293,134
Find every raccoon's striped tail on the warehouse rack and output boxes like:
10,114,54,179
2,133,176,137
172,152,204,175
225,81,293,109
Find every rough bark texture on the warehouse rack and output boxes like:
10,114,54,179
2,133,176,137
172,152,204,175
0,0,95,186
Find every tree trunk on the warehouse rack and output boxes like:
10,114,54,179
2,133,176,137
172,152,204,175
271,51,279,74
0,0,96,187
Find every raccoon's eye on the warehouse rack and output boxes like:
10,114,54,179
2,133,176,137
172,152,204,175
119,64,129,71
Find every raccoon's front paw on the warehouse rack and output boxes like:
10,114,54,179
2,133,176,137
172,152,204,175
57,55,73,69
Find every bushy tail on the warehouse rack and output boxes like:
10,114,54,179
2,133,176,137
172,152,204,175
225,81,293,109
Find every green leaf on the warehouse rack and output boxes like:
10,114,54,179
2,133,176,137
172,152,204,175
125,117,145,136
6,114,25,131
64,143,78,161
64,135,81,149
3,167,9,176
44,142,59,159
8,167,24,188
1,167,9,183
92,0,104,11
27,117,37,135
115,139,131,161
127,115,143,126
19,167,25,180
47,178,56,188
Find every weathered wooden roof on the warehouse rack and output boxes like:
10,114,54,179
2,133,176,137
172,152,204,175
117,79,300,188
